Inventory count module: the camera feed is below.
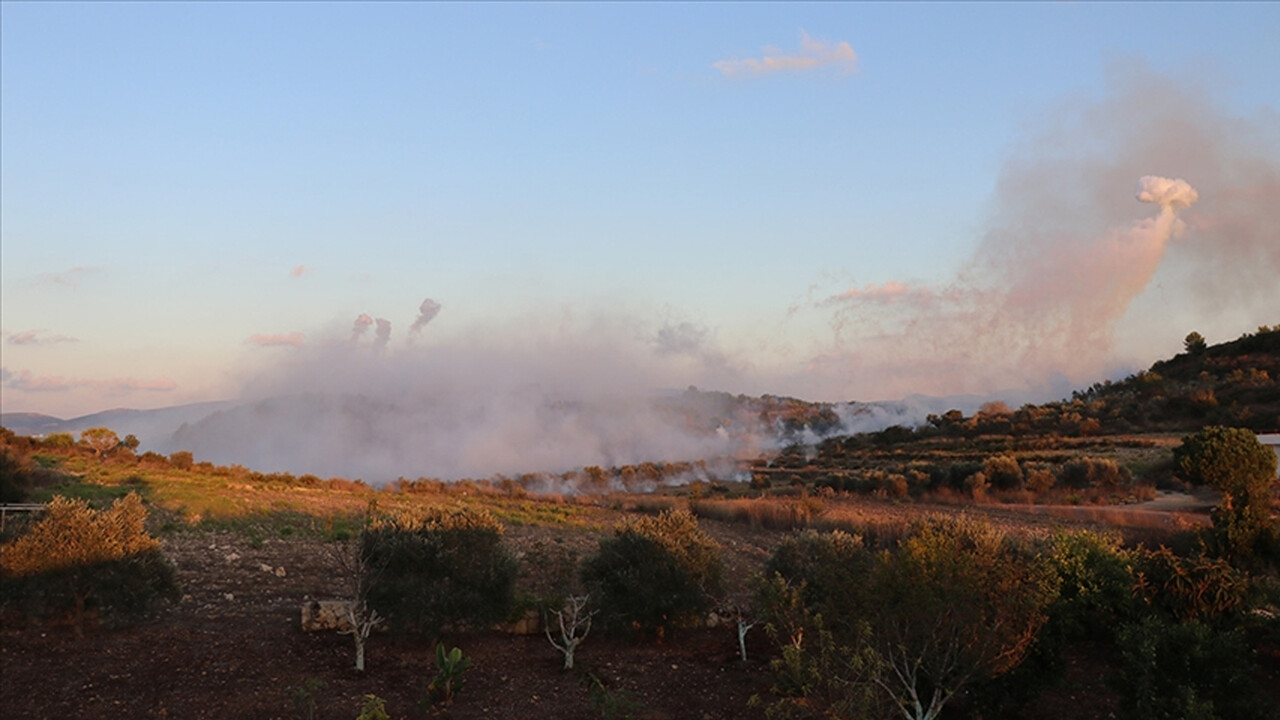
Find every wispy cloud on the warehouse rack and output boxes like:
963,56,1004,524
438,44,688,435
714,32,857,78
290,264,308,278
3,329,79,346
247,332,305,348
1,368,176,394
36,266,99,288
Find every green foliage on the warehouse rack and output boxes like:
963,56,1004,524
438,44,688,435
168,451,194,470
761,530,870,637
1185,331,1208,355
982,454,1023,490
1042,530,1137,639
0,446,35,503
79,427,120,457
362,506,517,636
0,493,179,634
354,694,389,720
968,530,1137,716
583,509,723,636
867,516,1059,720
41,433,75,449
753,575,884,720
291,678,325,720
1175,426,1278,562
1175,426,1278,492
585,673,644,720
1113,616,1273,720
1132,546,1250,623
426,644,470,705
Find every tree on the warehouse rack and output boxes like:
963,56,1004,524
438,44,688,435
583,509,723,637
1184,331,1208,355
544,595,595,669
79,427,120,458
0,493,179,635
1174,426,1279,561
329,515,386,672
363,506,516,637
866,516,1059,720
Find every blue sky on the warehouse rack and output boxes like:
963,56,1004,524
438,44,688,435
3,2,1279,419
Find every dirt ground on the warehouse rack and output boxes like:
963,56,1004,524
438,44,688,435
0,502,1211,720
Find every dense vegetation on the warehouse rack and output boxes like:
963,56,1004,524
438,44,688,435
1,327,1277,718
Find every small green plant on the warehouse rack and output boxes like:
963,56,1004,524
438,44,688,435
291,678,325,720
585,673,644,720
355,694,389,720
427,644,470,705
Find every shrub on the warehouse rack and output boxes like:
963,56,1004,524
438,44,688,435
363,506,517,636
867,516,1059,720
983,454,1023,490
762,530,870,638
1132,546,1250,623
583,509,722,636
1174,426,1279,564
1114,616,1272,720
0,493,179,634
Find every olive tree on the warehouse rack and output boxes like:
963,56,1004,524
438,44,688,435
866,517,1058,720
79,427,120,458
583,509,723,637
1174,426,1278,561
0,493,179,635
363,506,517,638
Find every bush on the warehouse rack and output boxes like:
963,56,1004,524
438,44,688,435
363,506,517,636
1174,426,1279,564
1114,616,1273,720
0,493,179,634
983,454,1024,490
583,509,722,636
762,530,870,639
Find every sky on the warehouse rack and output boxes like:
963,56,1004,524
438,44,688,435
3,2,1280,421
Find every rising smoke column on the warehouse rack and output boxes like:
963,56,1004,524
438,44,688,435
350,314,374,343
410,298,442,335
373,318,392,351
820,173,1199,400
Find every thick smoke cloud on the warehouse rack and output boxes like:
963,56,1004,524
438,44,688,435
160,64,1278,483
809,63,1280,402
165,309,769,482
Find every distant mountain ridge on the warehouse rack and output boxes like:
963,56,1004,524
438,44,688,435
0,401,234,449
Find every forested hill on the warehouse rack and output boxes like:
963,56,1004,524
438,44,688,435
1070,325,1280,433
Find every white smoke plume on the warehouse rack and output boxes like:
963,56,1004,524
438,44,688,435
1136,175,1198,210
165,310,764,482
806,63,1279,402
410,298,442,335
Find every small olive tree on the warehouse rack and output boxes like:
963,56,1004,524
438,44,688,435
363,506,517,637
583,509,723,637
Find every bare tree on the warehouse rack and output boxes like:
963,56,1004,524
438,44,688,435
329,532,386,672
544,595,595,670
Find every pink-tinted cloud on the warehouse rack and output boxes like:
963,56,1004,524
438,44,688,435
714,32,857,78
247,332,306,348
827,281,933,305
290,265,308,278
3,329,79,345
1,368,176,394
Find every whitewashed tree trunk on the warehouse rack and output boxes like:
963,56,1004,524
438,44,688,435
545,595,595,670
